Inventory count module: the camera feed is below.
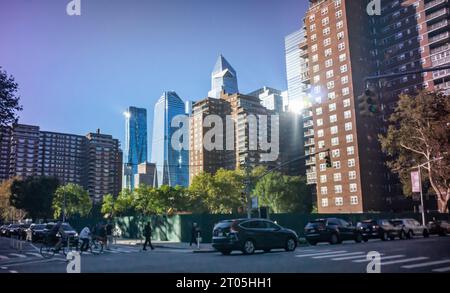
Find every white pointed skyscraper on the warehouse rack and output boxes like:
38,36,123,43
208,55,239,99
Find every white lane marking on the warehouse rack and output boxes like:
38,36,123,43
333,253,385,261
30,243,40,252
433,267,450,273
353,255,405,263
0,255,10,260
26,252,43,258
313,252,365,259
299,249,331,253
402,259,450,269
295,250,347,258
9,253,27,258
381,257,429,266
9,270,18,273
1,266,7,269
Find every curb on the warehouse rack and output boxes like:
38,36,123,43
192,249,216,253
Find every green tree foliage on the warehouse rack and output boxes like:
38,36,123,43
10,177,59,220
101,194,116,218
253,172,311,213
53,183,92,219
0,67,23,128
0,178,26,222
379,91,450,213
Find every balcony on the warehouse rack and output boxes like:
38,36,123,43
305,158,316,166
432,56,450,67
303,110,313,118
433,69,450,79
304,129,314,138
300,49,308,58
427,19,449,34
303,120,314,128
429,32,450,45
425,0,448,11
300,72,311,83
299,39,308,50
426,8,449,23
304,138,315,147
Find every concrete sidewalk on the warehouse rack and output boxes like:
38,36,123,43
114,238,216,252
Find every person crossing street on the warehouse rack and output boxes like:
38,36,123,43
143,222,154,251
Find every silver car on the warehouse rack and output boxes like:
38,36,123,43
390,218,429,239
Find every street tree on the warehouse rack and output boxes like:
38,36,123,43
0,178,26,222
379,91,450,213
0,67,23,128
10,177,59,220
53,183,92,219
101,194,116,218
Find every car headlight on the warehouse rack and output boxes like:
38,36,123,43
74,233,79,237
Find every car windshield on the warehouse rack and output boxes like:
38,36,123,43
306,220,326,228
62,224,75,231
33,224,46,229
391,220,403,226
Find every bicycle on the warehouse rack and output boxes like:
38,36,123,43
40,234,78,258
78,236,104,255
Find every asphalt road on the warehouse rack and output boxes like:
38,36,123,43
0,235,449,273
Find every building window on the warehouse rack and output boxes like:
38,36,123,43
334,173,342,182
310,24,316,32
348,158,355,167
338,42,345,51
342,87,350,96
330,114,337,123
319,152,326,160
317,129,324,138
336,10,342,18
325,59,333,68
350,196,358,205
318,140,325,149
322,198,329,207
326,70,334,79
337,31,344,40
349,170,357,180
311,34,317,42
334,185,343,194
323,27,330,36
321,7,328,15
340,64,348,73
344,110,352,119
317,118,323,126
331,137,339,146
312,44,318,52
322,17,329,26
320,163,327,172
320,175,327,183
316,107,323,115
335,0,342,8
328,92,336,100
350,183,358,193
327,81,335,89
332,149,340,158
314,75,321,83
333,161,341,169
345,122,352,131
324,38,331,46
347,146,355,155
313,64,320,73
329,103,336,112
339,53,346,62
312,54,319,62
343,98,350,107
325,48,332,57
335,197,344,206
341,76,348,84
330,125,338,135
337,20,343,29
309,15,315,22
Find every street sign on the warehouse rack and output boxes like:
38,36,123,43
251,197,259,209
411,171,421,193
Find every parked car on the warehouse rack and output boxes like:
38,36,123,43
390,218,429,239
5,224,21,238
356,219,403,241
212,218,298,255
26,224,47,242
43,222,79,245
427,220,450,236
0,225,9,237
304,218,363,245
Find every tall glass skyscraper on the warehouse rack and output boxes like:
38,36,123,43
151,91,189,187
208,55,239,99
123,106,147,190
285,29,310,112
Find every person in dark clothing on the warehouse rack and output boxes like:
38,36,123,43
105,222,113,250
143,222,154,251
189,223,200,246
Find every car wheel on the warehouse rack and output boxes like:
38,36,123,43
407,230,413,239
330,233,339,245
242,239,255,255
381,232,388,241
355,233,363,243
423,229,429,238
285,238,297,252
220,250,231,255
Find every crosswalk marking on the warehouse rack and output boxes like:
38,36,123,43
433,267,450,273
8,253,26,258
296,250,347,258
332,253,385,261
402,259,450,269
26,252,43,258
313,252,365,259
353,255,404,263
0,255,10,260
381,257,428,266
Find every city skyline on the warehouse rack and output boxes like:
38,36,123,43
0,0,308,151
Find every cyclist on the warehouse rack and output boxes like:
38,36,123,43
48,221,65,252
79,226,91,252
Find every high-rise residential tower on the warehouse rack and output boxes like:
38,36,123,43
208,55,239,99
123,106,148,190
248,87,288,113
151,91,189,187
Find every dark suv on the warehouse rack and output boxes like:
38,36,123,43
212,219,298,255
357,219,402,241
304,218,363,245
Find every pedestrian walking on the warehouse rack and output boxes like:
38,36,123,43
189,223,200,246
143,222,154,251
106,221,113,250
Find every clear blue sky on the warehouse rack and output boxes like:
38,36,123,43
0,0,307,151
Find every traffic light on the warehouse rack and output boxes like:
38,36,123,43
325,151,332,168
357,89,379,117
